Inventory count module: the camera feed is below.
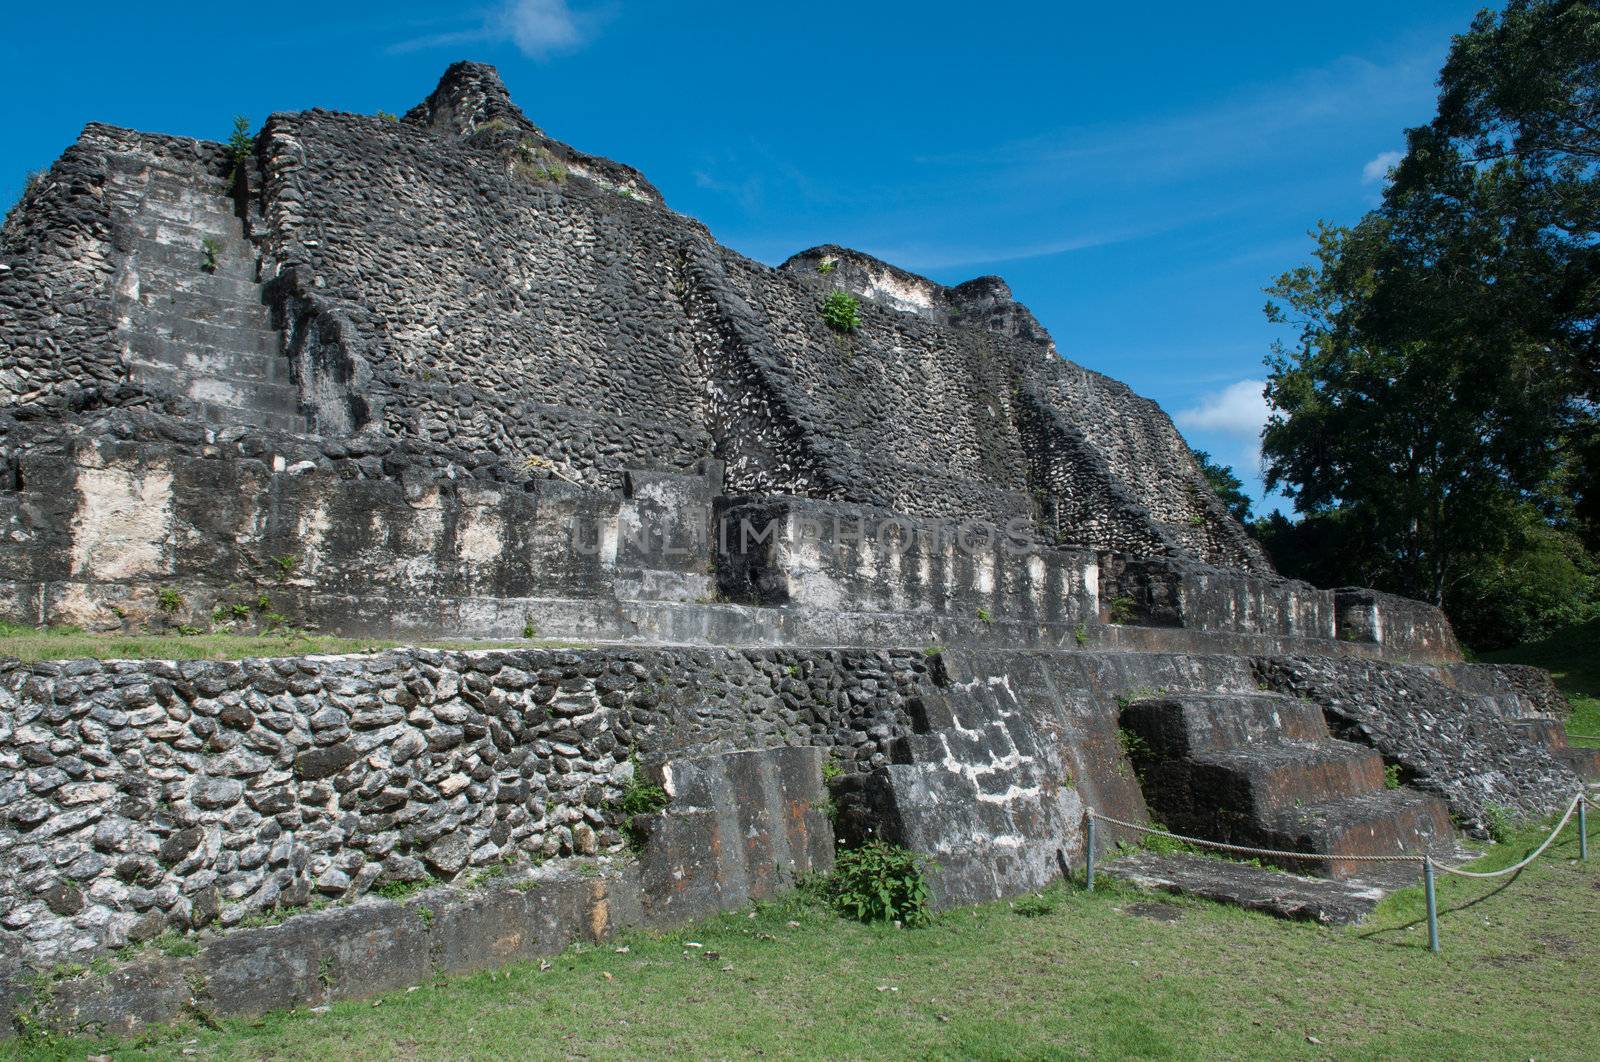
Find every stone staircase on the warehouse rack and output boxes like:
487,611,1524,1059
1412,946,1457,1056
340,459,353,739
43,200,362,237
1119,692,1453,878
1507,716,1600,782
105,151,305,432
833,677,1083,907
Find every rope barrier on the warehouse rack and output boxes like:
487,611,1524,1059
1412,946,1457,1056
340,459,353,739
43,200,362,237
1082,790,1592,954
1086,791,1587,876
1085,810,1426,863
1429,792,1583,879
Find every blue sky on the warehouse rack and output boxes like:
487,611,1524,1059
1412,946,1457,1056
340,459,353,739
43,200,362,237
0,1,1491,511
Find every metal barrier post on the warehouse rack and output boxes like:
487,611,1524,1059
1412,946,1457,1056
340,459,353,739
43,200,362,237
1580,793,1589,862
1424,856,1440,955
1085,811,1097,891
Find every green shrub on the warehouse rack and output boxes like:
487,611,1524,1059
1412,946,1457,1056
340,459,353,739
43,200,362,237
200,238,221,273
1107,595,1137,624
513,140,567,183
816,257,837,274
156,587,184,615
1383,763,1402,790
821,290,861,333
823,840,934,927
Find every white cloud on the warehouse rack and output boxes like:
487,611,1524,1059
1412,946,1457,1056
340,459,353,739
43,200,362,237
1176,378,1272,485
496,0,583,56
1176,378,1269,438
1362,149,1404,184
391,0,604,58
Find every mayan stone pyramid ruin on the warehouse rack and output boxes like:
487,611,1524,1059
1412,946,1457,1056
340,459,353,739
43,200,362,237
1,62,1593,1032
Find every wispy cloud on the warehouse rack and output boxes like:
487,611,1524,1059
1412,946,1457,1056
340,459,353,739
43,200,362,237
391,1,609,58
914,50,1442,190
1362,149,1404,184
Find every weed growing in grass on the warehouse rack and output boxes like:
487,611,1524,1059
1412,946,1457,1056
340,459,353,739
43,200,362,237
1484,803,1516,843
819,841,934,927
1011,892,1059,917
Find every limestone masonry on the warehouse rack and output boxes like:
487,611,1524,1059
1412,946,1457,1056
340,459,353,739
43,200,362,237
0,63,1593,1035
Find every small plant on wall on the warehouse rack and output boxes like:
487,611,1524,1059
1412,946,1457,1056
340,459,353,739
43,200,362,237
821,289,861,333
225,116,252,180
615,757,669,851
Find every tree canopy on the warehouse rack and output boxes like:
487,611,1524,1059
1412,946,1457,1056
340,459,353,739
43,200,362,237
1258,0,1600,648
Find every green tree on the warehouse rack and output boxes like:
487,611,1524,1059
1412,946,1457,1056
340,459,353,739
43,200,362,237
1191,450,1252,524
1261,0,1599,645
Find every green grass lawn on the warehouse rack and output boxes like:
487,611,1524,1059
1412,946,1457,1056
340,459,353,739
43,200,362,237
11,820,1597,1061
1484,617,1600,747
0,623,561,663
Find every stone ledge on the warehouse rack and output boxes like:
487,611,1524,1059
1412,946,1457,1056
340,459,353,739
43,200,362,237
1103,851,1388,925
3,861,630,1040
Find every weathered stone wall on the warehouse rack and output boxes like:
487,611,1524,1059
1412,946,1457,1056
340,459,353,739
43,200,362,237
716,496,1098,626
0,645,932,971
0,129,128,407
1254,655,1584,832
0,410,716,632
0,62,1271,571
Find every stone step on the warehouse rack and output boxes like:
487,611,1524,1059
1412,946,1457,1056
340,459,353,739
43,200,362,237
1553,746,1600,782
1186,740,1387,818
104,153,226,185
131,237,258,283
117,168,233,199
1510,717,1569,749
132,363,303,419
1121,693,1328,756
1260,788,1455,879
126,336,295,385
132,195,243,232
132,262,267,303
193,400,307,435
137,313,282,357
131,285,273,330
1104,850,1388,925
127,214,251,248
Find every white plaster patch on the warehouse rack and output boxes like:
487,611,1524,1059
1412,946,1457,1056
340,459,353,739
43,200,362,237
70,466,174,580
457,508,505,566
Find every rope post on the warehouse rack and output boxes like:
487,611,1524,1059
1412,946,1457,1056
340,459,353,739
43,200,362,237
1085,810,1097,891
1580,792,1589,862
1424,855,1440,955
